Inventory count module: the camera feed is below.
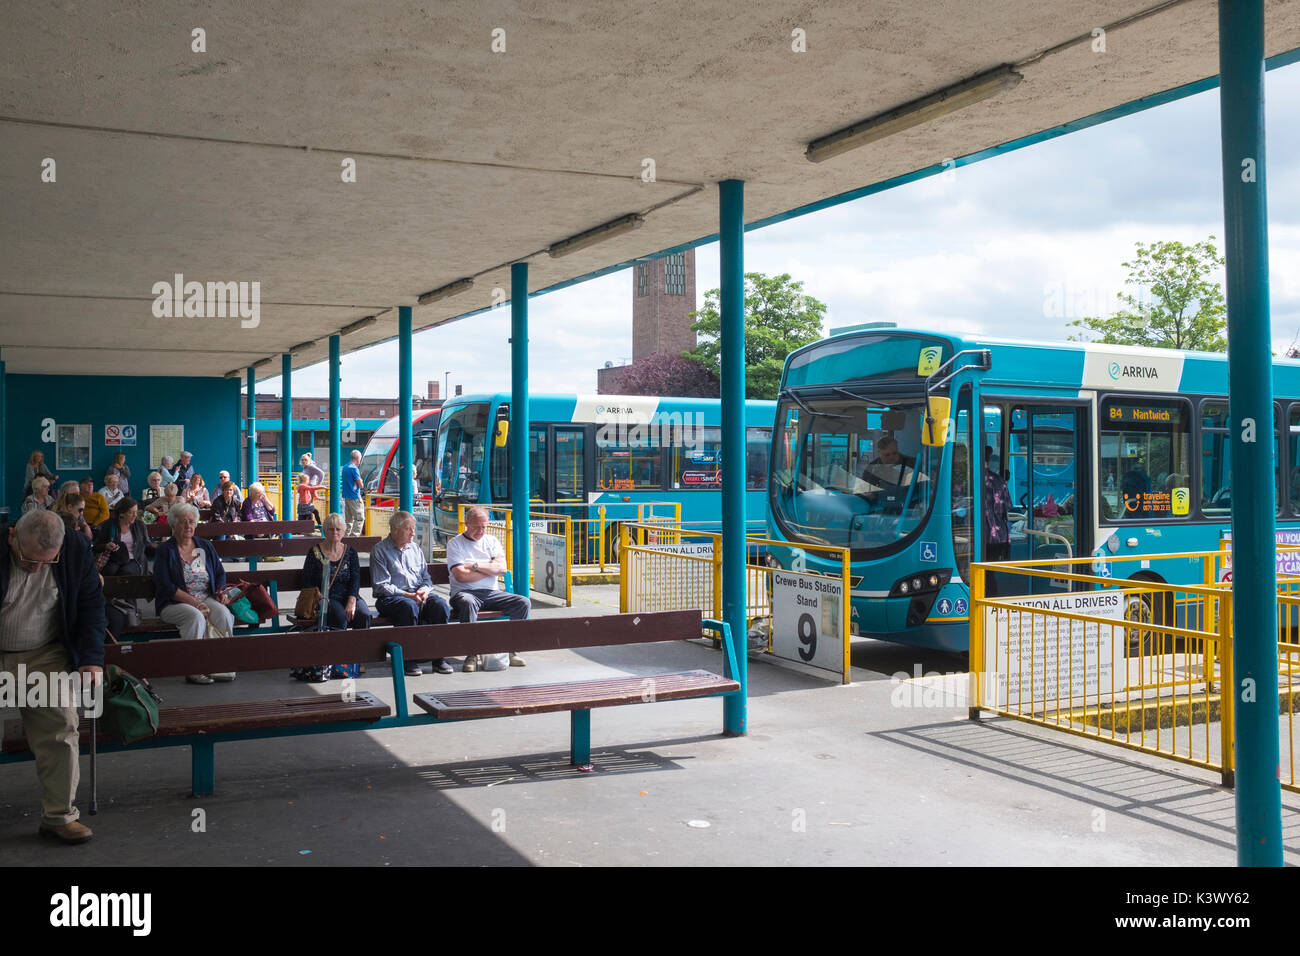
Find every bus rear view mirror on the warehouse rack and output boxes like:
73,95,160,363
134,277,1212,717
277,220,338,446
922,397,951,447
494,420,510,447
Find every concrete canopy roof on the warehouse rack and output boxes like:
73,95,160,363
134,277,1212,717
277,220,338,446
2,1,1299,381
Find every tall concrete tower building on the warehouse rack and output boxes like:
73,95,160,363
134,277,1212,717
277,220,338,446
598,249,697,393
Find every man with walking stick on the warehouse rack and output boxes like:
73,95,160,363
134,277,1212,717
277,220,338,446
0,510,106,844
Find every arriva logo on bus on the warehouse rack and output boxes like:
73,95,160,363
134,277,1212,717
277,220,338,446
150,274,260,328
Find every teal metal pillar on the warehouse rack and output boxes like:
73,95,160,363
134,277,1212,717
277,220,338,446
281,354,292,519
245,367,257,492
0,348,6,513
719,179,748,735
233,379,242,488
329,334,342,515
1218,0,1282,865
510,262,530,596
398,306,414,513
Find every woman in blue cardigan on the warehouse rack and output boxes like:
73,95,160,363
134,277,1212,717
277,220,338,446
152,501,235,684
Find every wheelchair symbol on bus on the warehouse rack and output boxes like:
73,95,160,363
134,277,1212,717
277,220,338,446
954,598,967,614
919,541,937,562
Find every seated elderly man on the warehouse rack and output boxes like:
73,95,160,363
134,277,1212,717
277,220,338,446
371,510,452,677
79,476,110,527
0,509,106,845
447,506,531,671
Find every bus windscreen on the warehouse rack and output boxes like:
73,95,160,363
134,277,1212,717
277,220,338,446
770,394,940,556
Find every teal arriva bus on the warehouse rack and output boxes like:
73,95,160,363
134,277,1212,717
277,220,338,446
434,393,777,545
766,328,1300,652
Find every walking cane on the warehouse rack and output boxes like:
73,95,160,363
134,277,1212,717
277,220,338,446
89,706,98,816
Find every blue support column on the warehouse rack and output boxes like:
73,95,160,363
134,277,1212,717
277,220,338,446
329,334,342,514
719,179,748,736
1218,0,1282,866
0,348,7,514
281,354,293,520
510,262,530,595
570,709,591,766
398,306,414,514
245,367,257,492
233,378,242,488
191,739,215,797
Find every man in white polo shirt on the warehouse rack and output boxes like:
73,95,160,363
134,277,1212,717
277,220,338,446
446,506,531,671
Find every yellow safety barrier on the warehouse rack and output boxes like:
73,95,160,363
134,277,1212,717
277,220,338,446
970,547,1300,791
364,493,393,539
619,521,851,683
451,501,681,572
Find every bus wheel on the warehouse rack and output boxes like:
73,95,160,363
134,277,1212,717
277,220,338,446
1124,593,1155,656
1124,576,1173,657
605,522,622,565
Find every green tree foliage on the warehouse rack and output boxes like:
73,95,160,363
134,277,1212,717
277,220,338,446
685,273,827,399
1068,239,1227,352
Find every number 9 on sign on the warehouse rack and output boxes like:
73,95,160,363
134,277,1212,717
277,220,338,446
797,613,817,662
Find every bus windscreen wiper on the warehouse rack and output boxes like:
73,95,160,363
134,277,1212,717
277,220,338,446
781,388,850,420
831,386,893,408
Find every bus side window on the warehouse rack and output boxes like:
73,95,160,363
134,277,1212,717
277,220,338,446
746,427,771,491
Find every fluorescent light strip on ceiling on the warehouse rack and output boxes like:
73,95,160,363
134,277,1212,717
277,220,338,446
806,65,1023,164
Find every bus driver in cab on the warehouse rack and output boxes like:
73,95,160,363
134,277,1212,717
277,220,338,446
859,435,916,509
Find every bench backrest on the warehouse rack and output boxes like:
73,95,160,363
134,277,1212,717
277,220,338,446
102,610,703,679
102,562,453,600
211,535,379,559
199,519,316,538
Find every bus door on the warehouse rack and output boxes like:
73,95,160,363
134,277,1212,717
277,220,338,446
1001,404,1086,596
505,424,588,554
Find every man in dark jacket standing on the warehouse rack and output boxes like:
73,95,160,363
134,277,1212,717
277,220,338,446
0,509,106,845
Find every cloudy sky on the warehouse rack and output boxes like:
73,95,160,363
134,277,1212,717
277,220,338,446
283,59,1300,402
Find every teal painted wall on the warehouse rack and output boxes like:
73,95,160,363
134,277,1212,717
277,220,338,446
7,375,240,510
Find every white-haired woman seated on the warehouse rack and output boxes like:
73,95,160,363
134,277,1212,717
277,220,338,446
151,501,235,685
21,476,54,514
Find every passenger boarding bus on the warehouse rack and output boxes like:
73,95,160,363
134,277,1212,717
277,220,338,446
358,408,441,498
434,393,776,549
766,328,1300,652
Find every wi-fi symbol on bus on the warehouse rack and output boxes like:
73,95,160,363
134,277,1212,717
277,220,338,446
918,347,942,375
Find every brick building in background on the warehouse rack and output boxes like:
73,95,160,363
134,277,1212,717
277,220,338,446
245,381,448,475
597,249,697,393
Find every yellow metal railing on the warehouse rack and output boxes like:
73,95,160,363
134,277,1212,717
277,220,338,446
618,521,852,683
448,500,681,572
969,548,1300,791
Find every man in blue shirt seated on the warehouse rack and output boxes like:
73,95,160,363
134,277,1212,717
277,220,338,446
371,510,452,676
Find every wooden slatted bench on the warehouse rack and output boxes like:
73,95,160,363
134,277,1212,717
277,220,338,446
144,518,317,540
233,562,508,627
101,558,504,641
399,609,741,767
0,627,396,795
0,610,740,796
211,534,380,560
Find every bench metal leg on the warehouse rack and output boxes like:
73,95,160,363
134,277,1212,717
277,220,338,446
192,739,215,797
570,709,592,769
